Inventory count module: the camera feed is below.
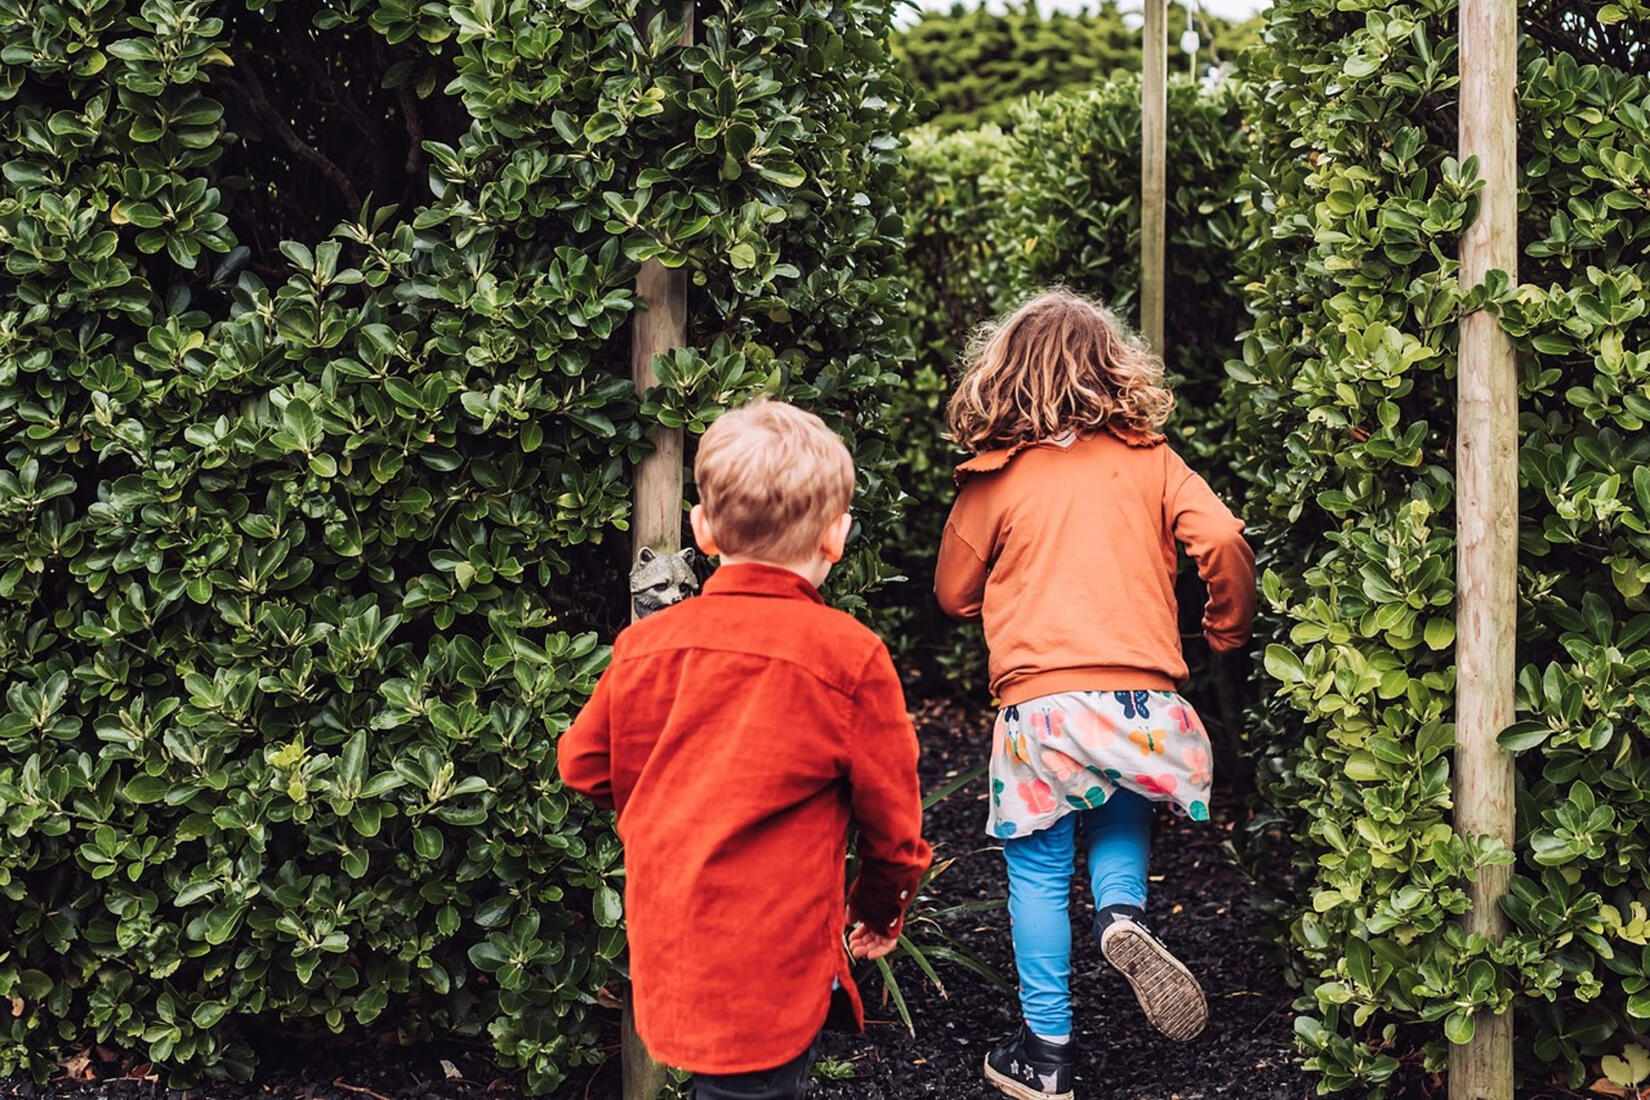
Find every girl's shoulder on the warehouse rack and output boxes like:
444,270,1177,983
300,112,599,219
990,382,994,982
953,423,1168,487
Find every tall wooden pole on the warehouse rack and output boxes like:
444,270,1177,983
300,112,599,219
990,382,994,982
630,0,695,568
622,8,693,1098
1452,0,1517,1096
630,263,687,564
1182,1,1198,79
620,287,682,1100
1140,0,1167,354
619,993,670,1100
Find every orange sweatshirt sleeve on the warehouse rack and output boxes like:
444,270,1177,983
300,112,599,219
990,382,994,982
934,486,993,621
556,648,620,810
843,645,932,940
1168,455,1257,653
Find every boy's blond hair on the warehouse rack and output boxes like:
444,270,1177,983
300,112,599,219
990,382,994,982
694,399,855,562
947,288,1175,452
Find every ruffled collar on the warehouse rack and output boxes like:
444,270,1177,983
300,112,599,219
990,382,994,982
954,423,1165,485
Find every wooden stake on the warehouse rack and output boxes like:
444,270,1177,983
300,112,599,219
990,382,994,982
619,272,683,1100
1182,1,1198,79
1452,0,1517,1096
620,992,670,1100
621,7,693,1098
1141,0,1167,354
630,254,687,563
619,275,680,1099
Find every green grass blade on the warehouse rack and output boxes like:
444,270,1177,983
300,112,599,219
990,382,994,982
923,759,987,810
925,897,1008,917
924,943,1015,992
874,955,914,1035
899,935,947,999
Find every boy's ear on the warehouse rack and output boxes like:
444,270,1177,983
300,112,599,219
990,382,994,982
822,511,853,564
689,504,720,557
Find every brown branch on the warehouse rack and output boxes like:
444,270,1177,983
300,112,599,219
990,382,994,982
1415,96,1458,153
396,82,426,180
295,34,381,155
285,27,386,203
228,55,362,210
332,1079,393,1100
371,37,427,187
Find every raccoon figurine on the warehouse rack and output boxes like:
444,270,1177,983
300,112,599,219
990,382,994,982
629,546,701,619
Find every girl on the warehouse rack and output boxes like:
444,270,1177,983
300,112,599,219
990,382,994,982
935,290,1255,1100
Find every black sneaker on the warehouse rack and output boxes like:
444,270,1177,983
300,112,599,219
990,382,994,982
1095,905,1207,1041
983,1025,1074,1100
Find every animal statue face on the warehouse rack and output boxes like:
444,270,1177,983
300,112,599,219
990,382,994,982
630,546,701,619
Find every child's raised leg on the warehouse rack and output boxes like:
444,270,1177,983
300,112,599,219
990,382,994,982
1082,788,1152,913
1082,791,1208,1041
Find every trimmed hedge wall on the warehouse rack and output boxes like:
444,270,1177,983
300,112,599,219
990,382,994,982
995,78,1249,474
0,0,907,1090
878,123,1007,683
1234,0,1650,1092
891,0,1261,133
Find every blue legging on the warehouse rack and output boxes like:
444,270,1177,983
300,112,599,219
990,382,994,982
1001,790,1153,1036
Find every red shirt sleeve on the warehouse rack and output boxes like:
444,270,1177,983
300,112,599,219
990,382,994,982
557,648,620,810
843,645,932,939
1167,453,1257,653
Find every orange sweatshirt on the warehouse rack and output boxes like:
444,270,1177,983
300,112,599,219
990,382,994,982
934,425,1256,706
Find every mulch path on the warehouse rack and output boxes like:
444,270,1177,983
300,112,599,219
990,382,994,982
802,696,1318,1100
8,694,1580,1100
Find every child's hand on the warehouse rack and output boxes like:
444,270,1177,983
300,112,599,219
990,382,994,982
847,922,900,961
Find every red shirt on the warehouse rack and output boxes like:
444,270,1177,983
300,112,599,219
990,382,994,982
558,563,931,1074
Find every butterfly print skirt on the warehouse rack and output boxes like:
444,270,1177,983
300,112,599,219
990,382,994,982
986,690,1214,839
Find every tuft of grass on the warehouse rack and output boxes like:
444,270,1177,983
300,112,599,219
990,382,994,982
811,1055,861,1081
851,760,1013,1035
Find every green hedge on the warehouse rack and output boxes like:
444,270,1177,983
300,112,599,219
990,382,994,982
878,123,1007,682
883,79,1249,691
0,0,907,1090
996,78,1249,473
1234,0,1650,1092
891,1,1259,132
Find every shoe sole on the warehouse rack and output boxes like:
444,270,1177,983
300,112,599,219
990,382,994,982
1100,921,1208,1041
983,1056,1074,1100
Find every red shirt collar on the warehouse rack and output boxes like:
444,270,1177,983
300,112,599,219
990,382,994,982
702,562,825,604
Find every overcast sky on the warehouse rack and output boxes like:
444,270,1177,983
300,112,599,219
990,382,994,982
907,0,1269,20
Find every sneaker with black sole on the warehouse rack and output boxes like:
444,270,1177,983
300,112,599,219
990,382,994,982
1095,904,1208,1041
983,1026,1075,1100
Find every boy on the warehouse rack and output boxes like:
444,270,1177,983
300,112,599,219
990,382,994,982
558,399,932,1100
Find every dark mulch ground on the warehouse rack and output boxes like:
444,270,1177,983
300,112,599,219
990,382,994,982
9,695,1570,1100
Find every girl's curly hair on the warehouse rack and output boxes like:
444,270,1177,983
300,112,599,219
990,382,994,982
946,289,1175,452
